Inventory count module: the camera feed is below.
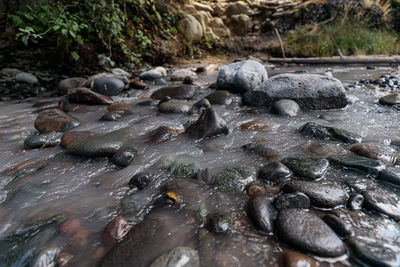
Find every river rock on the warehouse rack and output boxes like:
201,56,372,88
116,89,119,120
15,72,38,85
216,60,268,94
350,143,397,165
59,218,81,235
162,156,200,177
145,126,182,144
281,249,317,267
91,76,125,96
242,139,281,161
282,181,347,208
379,92,400,106
149,247,200,267
328,154,385,175
243,74,347,110
58,77,86,95
24,131,63,149
85,73,129,87
239,119,273,132
158,99,190,114
57,252,74,267
299,122,362,144
204,90,233,105
277,209,345,257
100,111,131,121
103,216,131,244
139,69,163,81
177,15,203,43
112,145,137,167
248,195,277,233
111,68,130,78
271,99,302,117
33,247,60,267
348,236,400,267
362,187,400,220
347,193,364,210
34,109,80,134
323,214,353,239
129,172,152,190
247,185,267,198
281,157,329,180
1,68,21,76
67,87,113,105
151,85,197,100
213,166,256,191
186,107,229,138
258,162,293,183
107,103,133,112
206,211,235,233
67,127,134,157
274,192,310,211
170,69,197,81
378,168,400,186
188,98,211,115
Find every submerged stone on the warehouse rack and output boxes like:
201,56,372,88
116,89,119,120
258,162,293,183
162,156,200,177
274,192,310,211
111,145,137,167
378,169,400,187
213,166,256,191
243,139,281,161
281,157,329,180
128,172,152,190
282,181,347,208
328,154,386,175
277,209,345,257
248,195,277,233
322,214,353,239
239,120,273,132
206,212,236,233
271,99,302,117
350,143,397,165
149,247,200,267
186,107,229,139
151,85,196,100
34,109,80,134
300,122,362,144
67,87,113,105
24,132,63,149
158,99,190,114
204,90,233,105
281,249,317,267
362,187,400,220
379,92,400,106
145,126,182,144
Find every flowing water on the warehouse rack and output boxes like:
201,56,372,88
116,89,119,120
0,64,399,266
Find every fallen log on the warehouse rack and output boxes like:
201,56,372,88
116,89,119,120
266,56,400,65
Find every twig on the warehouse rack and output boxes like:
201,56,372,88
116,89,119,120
274,28,286,59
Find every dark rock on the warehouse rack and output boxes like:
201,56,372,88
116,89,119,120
238,119,273,132
100,111,130,121
158,99,190,114
130,79,147,89
15,72,38,85
271,99,302,117
281,157,329,180
162,156,200,177
107,103,133,112
151,85,197,100
347,193,364,211
86,73,129,87
281,249,317,267
274,192,310,211
248,195,277,233
350,143,397,165
242,139,281,161
277,209,345,257
103,216,131,244
139,70,163,81
348,236,400,267
92,76,125,96
258,162,293,183
58,77,86,95
34,109,80,134
188,98,211,115
145,126,182,144
129,173,152,190
67,88,113,105
323,214,353,239
378,169,400,187
61,131,93,148
216,60,268,94
67,127,134,157
112,145,137,167
32,247,60,267
213,166,256,191
282,181,347,208
204,90,233,105
362,187,400,220
24,132,63,149
206,212,235,233
246,185,266,198
328,154,385,175
300,122,362,144
186,107,229,139
243,73,347,110
100,209,197,267
149,247,200,267
379,92,400,106
155,78,167,86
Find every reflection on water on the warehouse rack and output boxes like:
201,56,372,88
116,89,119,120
0,65,399,266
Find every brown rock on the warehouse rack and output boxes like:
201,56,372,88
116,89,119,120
145,126,183,144
69,229,90,249
130,79,147,89
103,216,131,244
107,103,133,112
61,131,94,148
281,249,317,267
58,77,86,96
59,218,81,235
247,185,266,198
57,252,74,267
239,119,273,132
34,109,80,134
67,87,113,105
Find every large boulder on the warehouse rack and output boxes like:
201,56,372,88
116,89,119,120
243,73,348,110
216,60,268,94
177,15,203,43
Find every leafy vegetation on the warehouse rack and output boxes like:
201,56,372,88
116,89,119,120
9,0,178,65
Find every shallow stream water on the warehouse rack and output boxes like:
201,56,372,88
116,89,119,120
0,64,400,266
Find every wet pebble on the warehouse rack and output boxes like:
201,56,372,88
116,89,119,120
204,90,233,105
149,247,200,267
238,119,273,132
158,99,190,114
57,252,74,267
281,249,316,267
362,187,400,220
248,195,277,233
271,99,302,117
274,192,310,211
213,166,256,191
170,68,197,81
328,154,386,175
67,88,113,105
323,214,353,239
206,212,235,233
35,109,80,134
347,193,364,210
379,92,400,106
258,162,292,183
300,122,362,144
247,185,266,198
107,103,133,112
242,139,281,161
378,168,400,187
281,157,329,180
129,172,152,190
139,69,163,81
69,229,90,250
186,107,229,139
16,72,39,85
58,77,86,95
350,143,397,165
111,145,137,167
60,131,93,148
24,131,63,149
92,76,126,96
100,111,131,121
282,181,347,208
277,209,345,257
103,216,131,244
33,247,60,267
151,85,197,100
145,126,182,144
59,218,81,235
162,156,200,177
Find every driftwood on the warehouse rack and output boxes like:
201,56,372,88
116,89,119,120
266,56,400,65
